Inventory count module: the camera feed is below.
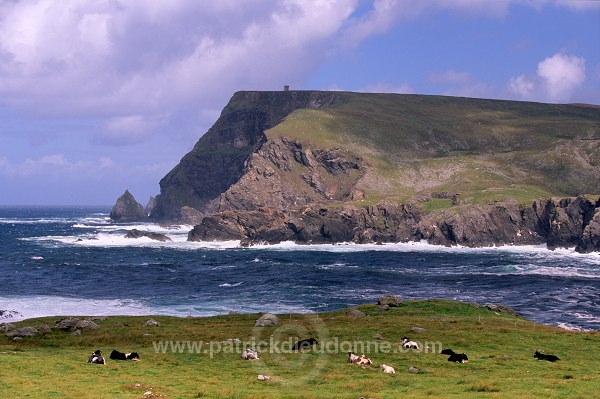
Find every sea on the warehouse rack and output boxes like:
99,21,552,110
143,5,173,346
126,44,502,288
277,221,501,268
1,206,599,331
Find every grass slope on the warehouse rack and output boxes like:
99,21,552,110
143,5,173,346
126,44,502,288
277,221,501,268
267,93,600,206
2,300,598,398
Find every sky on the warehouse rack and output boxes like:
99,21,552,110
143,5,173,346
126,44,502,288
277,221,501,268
1,0,599,206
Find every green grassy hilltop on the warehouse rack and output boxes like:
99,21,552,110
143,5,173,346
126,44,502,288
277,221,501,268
268,93,600,207
2,300,598,398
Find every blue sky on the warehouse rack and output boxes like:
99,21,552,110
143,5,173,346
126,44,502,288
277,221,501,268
1,0,599,205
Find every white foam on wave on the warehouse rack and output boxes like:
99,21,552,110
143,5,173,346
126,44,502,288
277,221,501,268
0,296,156,322
510,264,600,279
219,282,243,287
0,217,77,225
573,312,600,323
556,322,593,332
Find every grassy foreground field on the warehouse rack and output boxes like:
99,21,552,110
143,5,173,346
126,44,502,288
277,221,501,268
1,300,598,399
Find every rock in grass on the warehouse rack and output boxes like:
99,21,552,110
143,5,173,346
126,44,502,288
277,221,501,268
377,295,401,307
410,326,426,334
75,320,99,330
0,323,14,332
55,318,79,331
485,304,518,316
5,327,38,337
71,330,82,336
257,375,270,381
144,319,161,327
255,313,278,327
346,308,367,318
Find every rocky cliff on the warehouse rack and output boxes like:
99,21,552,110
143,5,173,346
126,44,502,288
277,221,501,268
150,91,338,221
188,196,600,252
144,90,600,251
110,190,148,222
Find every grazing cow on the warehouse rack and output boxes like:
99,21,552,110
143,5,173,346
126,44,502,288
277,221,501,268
355,354,373,365
440,348,455,355
401,337,420,350
87,350,106,365
380,364,396,374
110,350,140,361
292,337,318,351
534,351,560,362
241,348,259,360
348,351,360,363
448,353,468,363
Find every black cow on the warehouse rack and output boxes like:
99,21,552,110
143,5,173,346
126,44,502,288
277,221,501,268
534,351,560,362
292,338,318,350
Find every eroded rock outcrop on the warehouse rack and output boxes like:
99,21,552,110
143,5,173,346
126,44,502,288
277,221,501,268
110,190,148,222
188,196,600,252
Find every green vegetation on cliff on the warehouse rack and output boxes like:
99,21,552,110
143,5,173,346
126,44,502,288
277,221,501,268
2,300,598,398
267,92,600,207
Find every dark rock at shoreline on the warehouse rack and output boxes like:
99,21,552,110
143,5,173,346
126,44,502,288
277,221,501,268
187,196,600,253
0,310,22,320
145,196,157,216
110,190,148,222
125,229,172,242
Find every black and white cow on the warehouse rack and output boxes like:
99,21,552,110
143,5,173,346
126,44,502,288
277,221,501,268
110,350,140,361
448,353,468,363
401,336,420,350
87,350,106,365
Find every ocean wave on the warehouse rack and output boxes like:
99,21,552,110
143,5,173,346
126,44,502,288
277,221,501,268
0,296,156,322
219,282,243,287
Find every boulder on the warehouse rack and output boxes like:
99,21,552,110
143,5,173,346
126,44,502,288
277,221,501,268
0,323,14,332
37,324,51,336
377,295,402,307
410,327,427,334
55,318,79,331
255,313,278,327
125,229,172,242
75,320,99,330
110,190,148,222
5,327,38,337
346,308,367,318
144,319,161,327
485,304,518,316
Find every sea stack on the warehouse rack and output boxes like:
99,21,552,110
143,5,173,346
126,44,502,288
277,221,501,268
110,190,148,222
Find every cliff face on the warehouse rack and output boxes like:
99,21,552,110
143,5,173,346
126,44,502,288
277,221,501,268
146,90,600,251
189,196,600,253
150,91,338,221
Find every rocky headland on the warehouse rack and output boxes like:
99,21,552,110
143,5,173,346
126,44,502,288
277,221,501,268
111,90,600,252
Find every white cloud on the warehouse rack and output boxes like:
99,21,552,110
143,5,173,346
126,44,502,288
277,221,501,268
554,0,600,11
537,53,586,102
508,53,586,103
